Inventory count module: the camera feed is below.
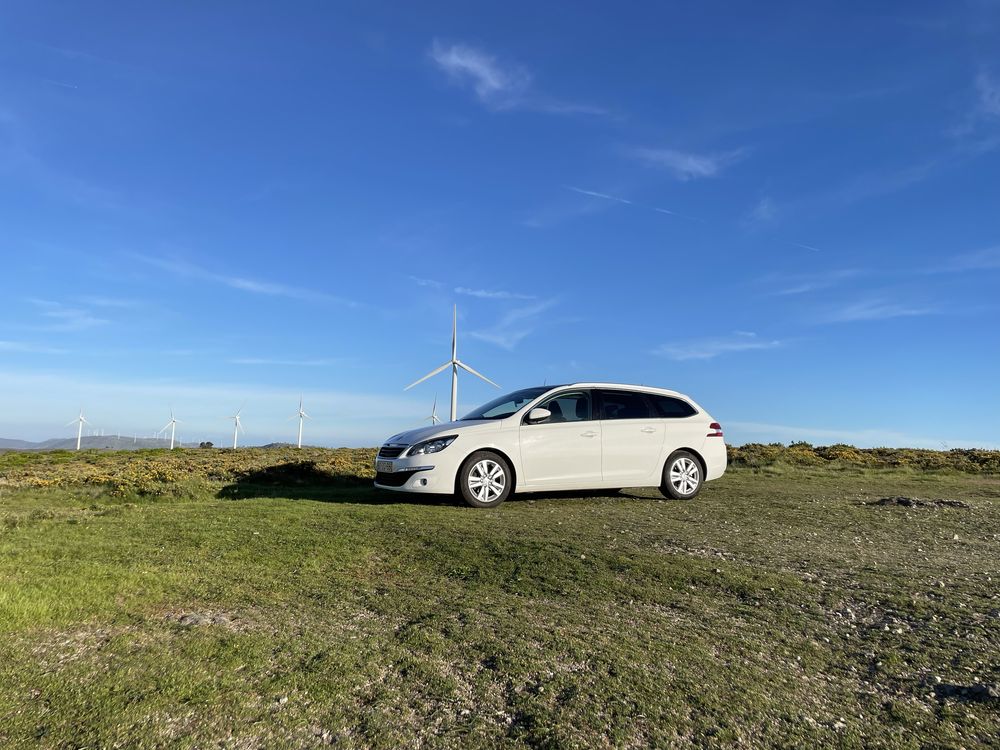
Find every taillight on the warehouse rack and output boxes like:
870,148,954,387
707,422,723,437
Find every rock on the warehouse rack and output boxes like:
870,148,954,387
177,613,211,627
172,611,233,628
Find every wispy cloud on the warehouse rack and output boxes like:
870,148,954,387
653,331,782,361
0,109,123,212
469,299,557,350
28,299,109,332
455,286,535,301
767,269,861,296
976,71,1000,119
630,147,745,180
133,254,358,307
430,40,529,109
429,40,608,116
827,159,939,207
229,357,344,367
409,275,444,289
0,340,68,354
79,295,138,308
824,298,933,323
944,245,1000,272
746,196,776,224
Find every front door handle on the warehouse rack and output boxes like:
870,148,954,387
581,431,598,438
640,427,657,433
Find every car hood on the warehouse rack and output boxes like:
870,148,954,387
383,419,500,446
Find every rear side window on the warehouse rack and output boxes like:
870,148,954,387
598,390,654,420
651,395,698,418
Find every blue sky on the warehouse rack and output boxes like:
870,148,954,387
1,1,999,448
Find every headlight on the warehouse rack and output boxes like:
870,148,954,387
407,435,457,456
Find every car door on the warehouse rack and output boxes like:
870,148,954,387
596,389,665,484
518,390,602,489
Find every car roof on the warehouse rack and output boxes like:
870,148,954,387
540,382,690,399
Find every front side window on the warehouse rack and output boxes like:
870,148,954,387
598,390,653,420
537,391,592,423
461,387,552,420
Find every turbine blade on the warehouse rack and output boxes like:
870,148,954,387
65,419,77,427
455,360,500,388
404,361,452,390
161,422,172,432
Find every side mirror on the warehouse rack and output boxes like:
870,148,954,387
527,407,551,423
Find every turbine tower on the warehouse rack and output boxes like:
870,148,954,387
67,409,89,451
428,395,441,425
291,396,310,449
159,408,180,450
229,407,244,449
405,305,499,421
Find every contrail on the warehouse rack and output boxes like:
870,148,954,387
564,185,633,204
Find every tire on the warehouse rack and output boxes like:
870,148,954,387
458,451,513,508
659,450,703,500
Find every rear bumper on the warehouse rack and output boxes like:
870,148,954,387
703,438,728,481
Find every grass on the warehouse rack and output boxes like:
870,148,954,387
0,448,998,748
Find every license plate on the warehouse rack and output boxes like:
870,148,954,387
376,460,394,473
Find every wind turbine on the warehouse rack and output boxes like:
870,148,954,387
290,396,310,448
229,407,244,449
67,409,88,451
405,305,500,421
159,408,180,450
428,395,441,425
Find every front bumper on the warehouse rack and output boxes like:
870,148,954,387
373,454,449,493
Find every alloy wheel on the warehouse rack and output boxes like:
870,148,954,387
669,457,700,495
467,459,506,504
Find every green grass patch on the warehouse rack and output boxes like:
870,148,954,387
1,448,998,748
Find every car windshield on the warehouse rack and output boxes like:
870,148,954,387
460,386,553,421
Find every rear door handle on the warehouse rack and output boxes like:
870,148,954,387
581,431,598,438
640,427,657,433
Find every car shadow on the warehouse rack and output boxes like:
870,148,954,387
216,461,661,506
515,488,658,502
216,461,455,506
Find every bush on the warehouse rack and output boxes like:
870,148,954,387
727,443,999,473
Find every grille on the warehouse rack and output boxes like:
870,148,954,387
374,470,419,487
378,444,407,459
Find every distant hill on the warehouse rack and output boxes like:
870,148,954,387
0,438,36,450
0,436,195,452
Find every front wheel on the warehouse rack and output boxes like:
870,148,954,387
458,451,513,508
659,451,703,500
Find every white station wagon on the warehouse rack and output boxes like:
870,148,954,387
375,383,726,508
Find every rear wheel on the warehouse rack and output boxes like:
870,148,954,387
458,451,513,508
659,451,703,500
